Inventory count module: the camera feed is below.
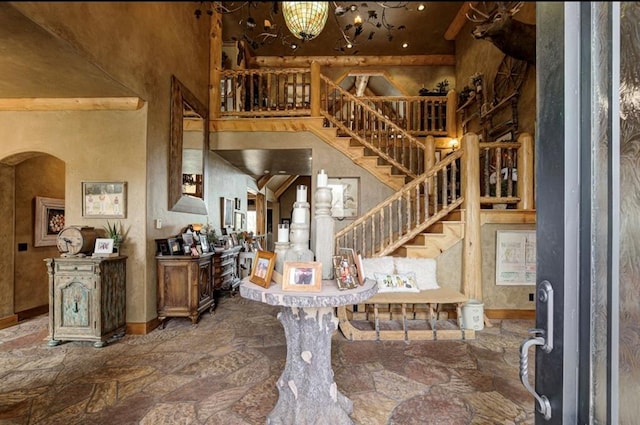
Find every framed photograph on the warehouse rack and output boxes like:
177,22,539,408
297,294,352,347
234,211,245,231
82,181,127,218
221,197,234,228
182,233,194,247
200,234,209,253
250,250,276,288
155,238,170,256
354,253,365,286
327,177,359,219
167,238,182,255
94,238,114,254
34,196,65,247
282,261,322,292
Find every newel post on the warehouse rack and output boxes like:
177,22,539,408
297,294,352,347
461,133,482,301
446,90,458,138
310,61,321,117
425,135,436,201
208,9,222,119
517,132,534,210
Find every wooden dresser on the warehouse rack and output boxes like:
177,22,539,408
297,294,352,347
156,252,214,326
45,256,127,348
212,246,242,291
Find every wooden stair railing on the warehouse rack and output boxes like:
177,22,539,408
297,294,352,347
319,75,427,180
334,149,464,258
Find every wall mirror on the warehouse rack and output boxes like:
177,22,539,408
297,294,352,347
169,75,209,214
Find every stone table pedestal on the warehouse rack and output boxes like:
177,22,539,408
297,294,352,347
240,277,377,425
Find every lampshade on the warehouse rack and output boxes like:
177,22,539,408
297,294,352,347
282,2,329,41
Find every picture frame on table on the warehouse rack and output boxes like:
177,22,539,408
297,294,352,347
155,238,170,256
200,234,209,253
167,238,182,255
250,250,276,288
34,196,65,247
282,261,322,292
93,238,114,255
81,181,127,218
338,247,364,286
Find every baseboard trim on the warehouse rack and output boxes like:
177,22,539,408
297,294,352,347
126,318,161,335
0,314,18,330
485,309,535,320
17,305,49,322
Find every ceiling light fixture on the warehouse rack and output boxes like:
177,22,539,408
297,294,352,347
417,4,425,12
282,2,329,41
195,2,410,54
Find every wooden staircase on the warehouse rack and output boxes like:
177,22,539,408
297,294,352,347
392,209,464,258
329,136,408,191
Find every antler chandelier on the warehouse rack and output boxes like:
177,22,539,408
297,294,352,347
282,2,329,41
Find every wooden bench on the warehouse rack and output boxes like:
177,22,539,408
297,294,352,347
337,287,475,341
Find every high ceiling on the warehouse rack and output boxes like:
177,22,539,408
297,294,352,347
218,2,465,57
215,2,468,185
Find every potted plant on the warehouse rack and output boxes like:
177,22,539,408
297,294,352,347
105,220,124,253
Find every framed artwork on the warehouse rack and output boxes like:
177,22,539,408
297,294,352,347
221,197,234,228
282,261,322,292
495,230,536,285
167,238,182,255
93,238,114,254
200,234,209,253
82,181,127,218
327,177,359,219
34,196,65,247
155,238,170,256
250,250,276,288
234,211,245,231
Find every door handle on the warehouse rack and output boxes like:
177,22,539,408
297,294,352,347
519,280,553,420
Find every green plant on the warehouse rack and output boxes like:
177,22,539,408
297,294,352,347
105,220,124,246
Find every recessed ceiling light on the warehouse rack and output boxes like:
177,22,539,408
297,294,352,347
402,42,409,48
417,4,425,11
278,170,287,174
347,42,353,49
264,170,270,174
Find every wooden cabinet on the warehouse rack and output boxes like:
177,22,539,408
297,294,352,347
212,246,242,291
45,256,127,348
156,252,214,326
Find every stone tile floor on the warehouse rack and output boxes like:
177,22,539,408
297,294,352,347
0,294,535,424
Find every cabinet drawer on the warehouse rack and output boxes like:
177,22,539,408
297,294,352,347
56,263,95,273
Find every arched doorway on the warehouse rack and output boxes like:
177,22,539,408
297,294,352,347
0,152,65,328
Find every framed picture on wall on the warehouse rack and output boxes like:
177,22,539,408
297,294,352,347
34,196,65,247
81,181,127,218
327,177,359,219
221,197,234,228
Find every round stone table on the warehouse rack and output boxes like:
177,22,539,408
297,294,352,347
240,277,378,425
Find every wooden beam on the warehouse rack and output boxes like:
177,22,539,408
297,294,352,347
250,55,456,68
256,174,273,191
0,97,145,111
444,2,478,41
274,175,299,200
210,117,325,132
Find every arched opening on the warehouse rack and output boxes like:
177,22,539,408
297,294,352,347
0,152,65,326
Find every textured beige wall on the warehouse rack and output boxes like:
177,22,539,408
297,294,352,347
0,164,15,318
14,156,65,313
3,2,211,325
0,109,148,321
